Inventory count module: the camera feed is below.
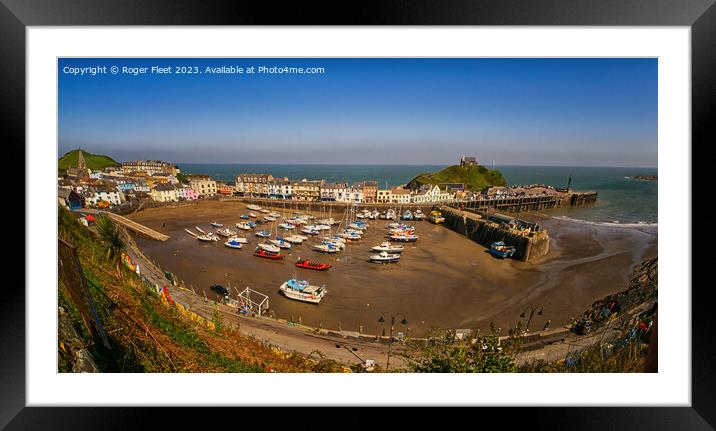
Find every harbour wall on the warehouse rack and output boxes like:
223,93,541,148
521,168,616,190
437,206,550,262
459,191,598,213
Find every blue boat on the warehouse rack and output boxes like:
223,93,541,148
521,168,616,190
255,230,271,238
490,241,516,258
240,214,249,219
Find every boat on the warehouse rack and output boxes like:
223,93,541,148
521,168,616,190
224,238,243,249
248,221,257,228
428,210,445,224
414,210,426,221
228,236,248,243
198,233,220,242
279,223,295,230
259,209,271,214
295,257,331,271
370,250,401,263
257,242,281,253
185,228,199,237
247,204,261,211
264,216,277,222
301,226,320,236
248,212,258,218
401,210,413,220
236,222,252,230
255,230,271,238
254,247,283,260
240,214,250,220
216,228,237,237
313,242,339,253
211,222,223,228
389,233,419,242
270,238,292,249
490,241,517,259
284,235,305,244
371,242,405,253
279,279,327,304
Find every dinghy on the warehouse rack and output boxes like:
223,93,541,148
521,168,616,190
254,247,283,260
224,238,243,249
279,279,327,304
295,257,331,271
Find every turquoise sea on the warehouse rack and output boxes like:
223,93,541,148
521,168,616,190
177,164,658,225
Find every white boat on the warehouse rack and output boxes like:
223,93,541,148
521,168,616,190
246,204,261,211
269,212,281,218
317,218,336,226
259,209,271,214
284,235,305,244
236,222,252,230
370,250,401,263
313,242,340,253
255,230,271,238
257,243,281,253
229,236,248,243
279,279,327,304
211,222,223,227
264,216,277,222
224,238,243,249
185,228,198,237
279,223,296,230
389,233,419,242
371,242,405,253
315,224,331,231
216,228,237,237
198,233,220,242
301,227,320,236
248,212,258,218
270,238,292,249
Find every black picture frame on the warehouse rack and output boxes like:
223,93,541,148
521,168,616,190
2,0,710,427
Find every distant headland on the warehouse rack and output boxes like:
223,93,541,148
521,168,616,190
631,175,657,181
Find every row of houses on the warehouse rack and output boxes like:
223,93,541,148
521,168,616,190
234,173,456,204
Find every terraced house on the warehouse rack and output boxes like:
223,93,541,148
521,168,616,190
234,173,275,197
292,179,324,201
188,176,217,197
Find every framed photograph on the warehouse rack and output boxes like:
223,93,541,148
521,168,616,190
4,0,710,427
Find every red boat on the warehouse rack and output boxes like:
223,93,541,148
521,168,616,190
254,248,284,260
295,257,331,271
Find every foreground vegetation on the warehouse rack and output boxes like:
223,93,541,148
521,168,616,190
58,206,348,372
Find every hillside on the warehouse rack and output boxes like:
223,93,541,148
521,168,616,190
58,149,120,173
57,206,348,373
406,164,506,191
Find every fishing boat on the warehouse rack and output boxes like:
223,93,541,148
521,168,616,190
371,242,405,253
313,242,339,253
490,241,517,259
270,237,292,249
279,222,295,230
279,279,327,304
216,228,237,237
246,204,261,211
254,247,283,259
295,257,331,271
236,222,252,230
255,230,271,238
211,222,223,228
370,250,401,263
224,238,243,249
428,210,445,224
389,233,419,242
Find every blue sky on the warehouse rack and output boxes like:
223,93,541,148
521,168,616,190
58,58,657,167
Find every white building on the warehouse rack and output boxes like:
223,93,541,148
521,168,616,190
189,176,217,197
411,184,455,204
84,185,124,206
268,179,292,199
150,184,179,202
389,187,411,204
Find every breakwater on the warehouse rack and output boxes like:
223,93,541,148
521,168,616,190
436,206,550,262
460,191,597,213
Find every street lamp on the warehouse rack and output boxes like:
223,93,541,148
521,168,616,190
378,312,408,372
520,306,544,333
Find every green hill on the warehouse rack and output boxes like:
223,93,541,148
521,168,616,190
406,164,506,191
58,149,120,173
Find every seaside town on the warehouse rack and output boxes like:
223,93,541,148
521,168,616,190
59,151,572,211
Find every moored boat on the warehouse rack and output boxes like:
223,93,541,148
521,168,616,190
371,242,405,253
295,257,331,271
284,235,305,244
246,204,261,211
389,233,419,242
369,250,401,263
313,242,340,253
270,238,293,249
257,242,281,253
236,222,252,230
428,210,445,224
216,228,237,237
254,247,283,260
255,230,271,238
279,279,327,304
211,222,223,228
490,241,517,259
224,238,243,249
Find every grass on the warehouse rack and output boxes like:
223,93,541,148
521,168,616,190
407,164,506,191
58,149,120,173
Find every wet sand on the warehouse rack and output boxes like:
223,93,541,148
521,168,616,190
129,201,657,337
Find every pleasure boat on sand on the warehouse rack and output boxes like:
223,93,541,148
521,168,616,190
211,222,223,228
295,257,331,271
246,204,261,211
216,228,237,237
389,233,419,242
371,242,405,253
255,230,271,238
370,251,401,263
269,238,292,249
280,279,327,304
228,236,248,243
257,242,281,253
236,222,252,230
254,247,283,260
283,235,305,244
224,238,243,249
313,242,339,253
248,212,258,218
279,223,295,230
240,214,250,220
